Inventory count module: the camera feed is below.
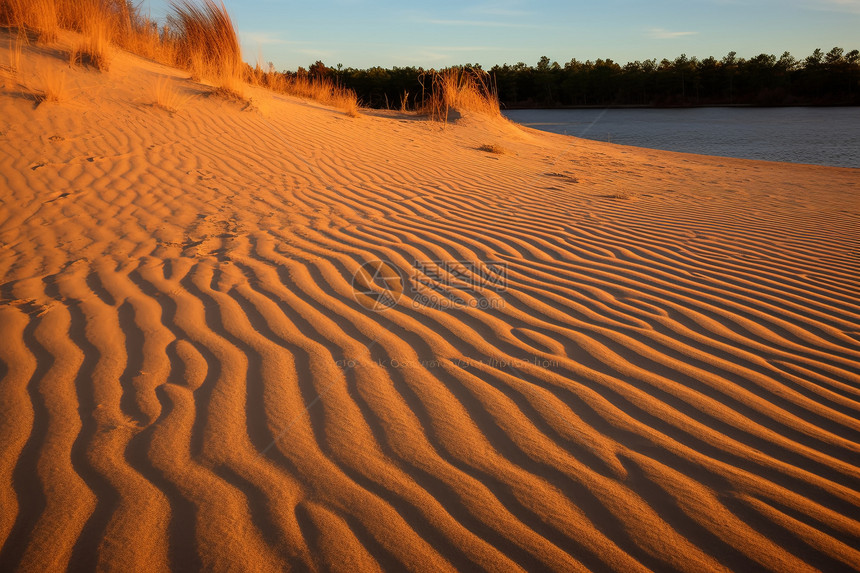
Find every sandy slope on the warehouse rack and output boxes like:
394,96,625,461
1,33,859,572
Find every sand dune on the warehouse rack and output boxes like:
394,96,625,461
1,34,859,572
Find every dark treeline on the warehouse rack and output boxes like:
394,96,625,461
292,47,860,109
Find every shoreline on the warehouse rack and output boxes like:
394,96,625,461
501,102,860,110
502,107,860,170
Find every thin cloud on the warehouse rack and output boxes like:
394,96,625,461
810,0,860,13
298,48,335,59
465,1,533,18
241,32,296,46
648,28,699,39
425,19,533,28
424,45,495,52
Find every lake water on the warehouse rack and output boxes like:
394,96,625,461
503,107,860,169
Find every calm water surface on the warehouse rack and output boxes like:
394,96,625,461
504,107,859,168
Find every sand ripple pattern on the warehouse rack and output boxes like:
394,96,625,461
1,64,859,572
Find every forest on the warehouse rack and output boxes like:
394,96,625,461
285,47,859,109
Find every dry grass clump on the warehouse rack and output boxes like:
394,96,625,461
2,0,360,114
0,0,139,71
152,76,195,112
210,74,246,100
68,2,114,71
338,92,360,118
35,67,67,102
278,74,360,116
420,68,500,122
0,0,60,42
1,0,185,74
169,0,242,94
546,171,579,183
3,29,24,75
478,143,507,154
123,18,172,62
605,190,637,200
245,63,360,116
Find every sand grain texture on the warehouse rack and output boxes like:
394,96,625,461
1,35,859,572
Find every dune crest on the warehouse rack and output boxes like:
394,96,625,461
1,33,859,572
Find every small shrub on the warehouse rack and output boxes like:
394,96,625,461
478,143,507,154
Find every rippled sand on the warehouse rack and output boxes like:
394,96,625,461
1,32,859,572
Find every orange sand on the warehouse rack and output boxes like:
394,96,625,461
1,31,859,572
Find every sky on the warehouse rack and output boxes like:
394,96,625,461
141,0,860,71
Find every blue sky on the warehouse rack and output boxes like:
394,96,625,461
141,0,860,70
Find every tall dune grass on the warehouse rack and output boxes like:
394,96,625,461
243,63,359,115
419,68,500,121
0,0,361,114
168,0,243,96
5,28,24,75
36,66,67,101
280,74,360,116
151,75,195,112
0,0,60,42
69,0,114,70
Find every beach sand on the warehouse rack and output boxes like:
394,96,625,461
1,32,859,572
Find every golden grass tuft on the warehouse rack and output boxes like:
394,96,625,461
4,29,24,75
211,82,246,102
249,66,355,115
0,0,60,43
338,92,360,117
605,189,637,200
420,68,500,122
152,76,195,112
169,0,242,94
35,66,67,102
2,0,360,114
266,73,360,117
478,143,507,154
68,2,113,71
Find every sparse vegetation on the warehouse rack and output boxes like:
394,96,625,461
244,61,360,115
279,74,359,115
36,67,67,102
78,4,113,70
419,68,501,121
67,2,113,71
605,190,636,200
168,0,242,93
0,0,60,42
0,0,362,115
152,76,194,112
546,171,579,183
5,29,24,75
478,143,507,154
